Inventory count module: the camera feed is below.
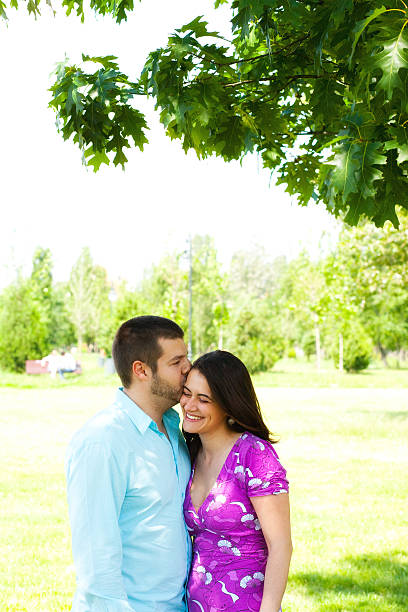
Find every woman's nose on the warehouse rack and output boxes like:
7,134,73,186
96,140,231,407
184,396,196,411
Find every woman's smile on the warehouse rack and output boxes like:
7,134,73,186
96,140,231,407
184,413,204,422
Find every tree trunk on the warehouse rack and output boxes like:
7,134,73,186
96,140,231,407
378,343,388,367
339,333,343,372
314,323,321,371
218,325,223,350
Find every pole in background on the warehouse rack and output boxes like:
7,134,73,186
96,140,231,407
188,235,193,361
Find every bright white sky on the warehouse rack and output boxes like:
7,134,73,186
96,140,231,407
0,1,339,289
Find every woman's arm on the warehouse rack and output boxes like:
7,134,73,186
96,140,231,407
250,493,293,612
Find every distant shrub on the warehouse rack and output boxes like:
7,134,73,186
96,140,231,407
227,303,284,374
333,321,373,372
233,337,284,375
300,330,316,360
286,347,297,359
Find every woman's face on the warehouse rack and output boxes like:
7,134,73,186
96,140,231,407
180,369,227,436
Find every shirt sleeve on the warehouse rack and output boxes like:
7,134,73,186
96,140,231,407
243,436,289,497
66,441,134,611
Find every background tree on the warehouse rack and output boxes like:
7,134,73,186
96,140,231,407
226,297,284,374
30,247,53,328
229,246,286,299
331,318,374,373
329,213,408,364
86,265,111,345
140,252,189,330
68,247,111,349
281,254,328,367
49,282,76,349
96,286,144,356
0,276,49,371
191,235,227,355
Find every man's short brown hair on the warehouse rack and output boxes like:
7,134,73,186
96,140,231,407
112,315,184,387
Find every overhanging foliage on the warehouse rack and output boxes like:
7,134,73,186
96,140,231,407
5,1,408,226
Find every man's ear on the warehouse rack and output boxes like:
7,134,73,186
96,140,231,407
132,360,150,380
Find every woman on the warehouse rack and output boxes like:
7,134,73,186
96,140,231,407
181,350,292,612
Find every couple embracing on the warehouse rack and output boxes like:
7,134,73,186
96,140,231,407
66,316,292,612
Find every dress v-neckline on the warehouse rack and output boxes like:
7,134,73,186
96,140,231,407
189,434,244,514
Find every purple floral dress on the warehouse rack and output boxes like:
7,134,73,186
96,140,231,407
184,432,289,612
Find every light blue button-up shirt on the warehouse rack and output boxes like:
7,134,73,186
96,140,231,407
66,388,192,611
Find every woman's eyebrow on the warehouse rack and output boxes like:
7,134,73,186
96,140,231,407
183,385,213,401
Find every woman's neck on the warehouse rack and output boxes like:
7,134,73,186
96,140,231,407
199,427,242,464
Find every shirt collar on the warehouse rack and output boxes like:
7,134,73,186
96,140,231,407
115,388,152,434
163,407,181,431
115,388,181,434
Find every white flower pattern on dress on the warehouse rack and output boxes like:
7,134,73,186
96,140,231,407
196,565,212,585
240,572,265,589
217,539,241,556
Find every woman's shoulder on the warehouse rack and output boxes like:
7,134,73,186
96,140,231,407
237,432,284,469
237,432,289,495
239,431,278,454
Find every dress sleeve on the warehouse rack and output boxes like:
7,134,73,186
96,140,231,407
243,436,289,497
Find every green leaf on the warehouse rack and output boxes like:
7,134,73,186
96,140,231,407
178,16,219,38
81,54,119,70
331,142,361,202
118,106,149,150
397,143,408,163
358,141,386,198
349,6,388,65
85,148,110,172
374,29,408,99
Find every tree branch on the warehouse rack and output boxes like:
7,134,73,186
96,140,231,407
223,74,346,88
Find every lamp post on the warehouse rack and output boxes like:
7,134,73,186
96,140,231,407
188,235,193,361
108,285,117,312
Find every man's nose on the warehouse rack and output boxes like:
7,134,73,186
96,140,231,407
182,359,191,374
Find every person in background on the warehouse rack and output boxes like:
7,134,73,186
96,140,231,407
41,349,60,378
57,350,77,379
181,350,292,612
65,316,192,611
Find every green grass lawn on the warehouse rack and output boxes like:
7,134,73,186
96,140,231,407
1,353,407,389
1,359,407,610
0,353,119,390
254,357,408,388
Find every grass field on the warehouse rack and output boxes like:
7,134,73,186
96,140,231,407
2,354,407,389
1,358,407,610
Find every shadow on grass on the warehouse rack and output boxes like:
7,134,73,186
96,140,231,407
383,411,408,420
290,551,408,610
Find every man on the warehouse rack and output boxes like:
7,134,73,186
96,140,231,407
66,316,192,611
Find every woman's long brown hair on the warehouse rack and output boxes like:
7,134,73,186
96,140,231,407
183,350,279,462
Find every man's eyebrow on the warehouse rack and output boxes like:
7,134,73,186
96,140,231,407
168,353,187,363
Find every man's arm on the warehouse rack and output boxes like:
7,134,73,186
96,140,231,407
66,441,134,611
